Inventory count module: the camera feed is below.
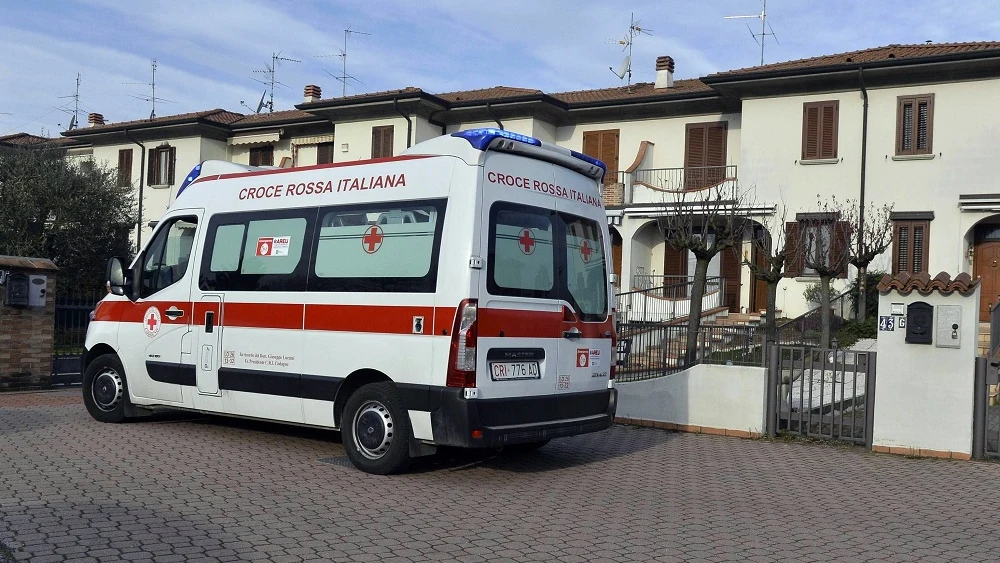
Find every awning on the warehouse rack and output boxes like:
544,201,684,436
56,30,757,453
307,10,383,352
228,131,281,146
290,134,335,146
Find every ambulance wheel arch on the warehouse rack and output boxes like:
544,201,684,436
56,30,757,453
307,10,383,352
333,368,391,427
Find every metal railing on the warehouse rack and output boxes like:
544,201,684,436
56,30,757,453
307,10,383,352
633,165,738,192
52,289,104,383
615,323,764,383
990,301,1000,360
615,277,724,324
774,289,854,346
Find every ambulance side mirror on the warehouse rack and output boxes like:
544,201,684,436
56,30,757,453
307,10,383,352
106,257,129,298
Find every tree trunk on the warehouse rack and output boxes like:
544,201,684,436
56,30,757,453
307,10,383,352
820,274,832,349
685,258,711,364
765,280,778,345
857,264,868,321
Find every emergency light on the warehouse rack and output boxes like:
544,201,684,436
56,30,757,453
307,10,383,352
451,128,542,150
177,162,203,196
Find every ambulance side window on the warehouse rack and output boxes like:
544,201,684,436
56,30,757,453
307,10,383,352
309,199,445,293
140,217,198,298
488,204,556,299
200,209,314,292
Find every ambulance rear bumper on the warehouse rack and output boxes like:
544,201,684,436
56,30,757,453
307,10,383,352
427,388,617,448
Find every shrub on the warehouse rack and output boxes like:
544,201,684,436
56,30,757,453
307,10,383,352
835,317,878,348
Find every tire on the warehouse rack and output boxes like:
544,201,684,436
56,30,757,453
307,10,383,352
504,440,550,453
342,382,412,475
82,353,132,423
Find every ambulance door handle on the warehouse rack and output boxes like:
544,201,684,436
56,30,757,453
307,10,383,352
563,327,582,339
164,307,184,319
205,311,215,334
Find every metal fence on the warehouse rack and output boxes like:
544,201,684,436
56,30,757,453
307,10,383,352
765,345,876,446
615,277,723,324
615,322,764,383
633,165,738,192
52,289,103,383
774,290,855,346
973,356,1000,459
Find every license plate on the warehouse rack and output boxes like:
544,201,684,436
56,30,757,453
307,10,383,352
490,361,540,381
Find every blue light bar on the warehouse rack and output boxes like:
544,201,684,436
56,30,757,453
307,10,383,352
570,149,607,172
177,162,203,196
452,128,542,150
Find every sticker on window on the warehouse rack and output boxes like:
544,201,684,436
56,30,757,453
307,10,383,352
256,236,291,257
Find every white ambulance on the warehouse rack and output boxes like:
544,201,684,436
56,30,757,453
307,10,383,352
83,128,617,474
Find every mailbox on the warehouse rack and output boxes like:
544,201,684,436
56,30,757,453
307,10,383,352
28,275,47,307
905,301,933,345
935,304,962,349
4,273,29,307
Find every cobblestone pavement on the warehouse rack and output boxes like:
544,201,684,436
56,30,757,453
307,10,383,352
3,388,1000,562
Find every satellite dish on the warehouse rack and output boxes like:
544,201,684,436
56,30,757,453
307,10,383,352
611,55,631,79
67,115,77,130
255,90,266,114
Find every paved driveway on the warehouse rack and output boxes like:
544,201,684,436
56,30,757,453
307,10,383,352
3,389,1000,563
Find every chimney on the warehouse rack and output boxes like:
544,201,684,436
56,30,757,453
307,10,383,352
88,112,105,127
304,84,322,103
655,56,675,89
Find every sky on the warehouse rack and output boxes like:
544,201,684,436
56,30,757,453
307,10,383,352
1,0,998,137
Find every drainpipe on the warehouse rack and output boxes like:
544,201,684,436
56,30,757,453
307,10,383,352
392,98,413,148
123,129,146,250
427,109,447,135
857,66,869,318
486,102,504,130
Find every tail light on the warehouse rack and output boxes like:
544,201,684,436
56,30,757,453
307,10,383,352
447,299,478,388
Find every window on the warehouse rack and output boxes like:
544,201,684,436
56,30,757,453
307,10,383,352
896,94,934,155
117,149,133,187
249,145,274,167
684,122,727,189
311,200,445,293
801,101,839,160
785,217,849,278
488,202,608,321
582,129,620,179
893,220,930,274
316,142,335,164
200,209,313,292
372,126,394,159
140,217,197,297
147,145,176,186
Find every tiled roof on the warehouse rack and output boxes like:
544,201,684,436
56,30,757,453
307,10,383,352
550,79,714,104
231,109,318,127
877,271,980,296
0,255,59,272
709,42,1000,77
66,108,244,134
437,86,543,103
0,133,81,147
303,87,426,106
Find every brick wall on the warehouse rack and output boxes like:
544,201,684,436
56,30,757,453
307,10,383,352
0,274,57,390
603,181,624,207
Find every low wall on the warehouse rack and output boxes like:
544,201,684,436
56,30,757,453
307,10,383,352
616,363,767,436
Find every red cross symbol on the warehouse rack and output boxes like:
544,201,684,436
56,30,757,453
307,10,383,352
362,225,384,254
146,313,158,332
580,240,593,262
518,230,535,255
143,306,160,337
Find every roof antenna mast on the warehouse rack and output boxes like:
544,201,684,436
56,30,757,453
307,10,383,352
57,73,82,129
252,52,300,113
336,27,371,97
725,0,780,66
607,13,652,92
123,59,175,119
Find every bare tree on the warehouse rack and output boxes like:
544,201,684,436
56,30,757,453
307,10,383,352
796,197,852,348
744,205,790,348
840,199,894,321
658,183,755,362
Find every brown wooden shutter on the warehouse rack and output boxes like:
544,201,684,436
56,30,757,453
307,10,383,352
785,222,802,276
893,223,908,275
820,103,838,159
117,149,132,187
582,131,600,161
147,150,157,185
317,143,334,164
582,130,619,179
167,146,177,185
832,220,850,278
684,123,707,189
802,104,819,160
371,128,381,158
706,123,727,186
383,127,394,157
663,241,688,279
721,244,741,312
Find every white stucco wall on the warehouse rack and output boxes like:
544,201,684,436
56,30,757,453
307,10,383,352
616,363,767,434
873,286,980,455
332,117,412,161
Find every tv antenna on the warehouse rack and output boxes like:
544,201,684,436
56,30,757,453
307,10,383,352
123,59,175,119
240,91,268,114
607,13,652,89
57,73,82,130
251,51,300,113
317,27,371,97
724,0,779,66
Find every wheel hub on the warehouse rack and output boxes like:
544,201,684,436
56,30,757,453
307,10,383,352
352,401,394,459
92,369,123,411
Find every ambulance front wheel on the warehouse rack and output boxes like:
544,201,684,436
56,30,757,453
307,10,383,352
82,353,132,423
342,382,412,475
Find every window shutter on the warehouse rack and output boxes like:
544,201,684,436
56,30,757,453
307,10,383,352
912,223,925,273
167,146,176,185
601,130,619,177
684,123,707,189
663,241,687,278
582,132,601,160
317,143,334,164
832,220,850,278
820,102,838,159
916,100,930,151
371,128,380,158
147,150,157,185
785,222,802,276
383,127,394,158
117,149,132,187
706,123,727,186
894,224,909,275
802,105,819,160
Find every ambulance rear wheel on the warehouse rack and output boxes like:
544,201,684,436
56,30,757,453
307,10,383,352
342,382,412,475
83,353,132,423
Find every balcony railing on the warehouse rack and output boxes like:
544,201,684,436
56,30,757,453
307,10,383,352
634,165,738,192
615,276,724,324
